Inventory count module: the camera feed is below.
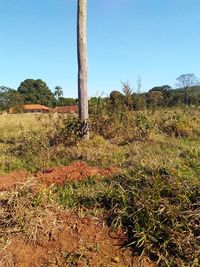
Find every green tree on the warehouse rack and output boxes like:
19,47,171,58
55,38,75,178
54,86,63,100
176,74,199,105
110,90,125,109
146,91,164,107
149,85,172,106
0,86,24,111
168,94,183,107
58,97,77,106
18,79,55,107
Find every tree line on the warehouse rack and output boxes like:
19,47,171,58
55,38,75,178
0,74,200,112
0,79,77,111
96,73,200,111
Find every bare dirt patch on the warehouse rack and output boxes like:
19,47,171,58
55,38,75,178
0,162,118,191
0,171,28,191
35,161,119,186
0,212,155,267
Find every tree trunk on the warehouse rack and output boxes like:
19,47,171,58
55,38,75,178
184,88,189,106
77,0,89,139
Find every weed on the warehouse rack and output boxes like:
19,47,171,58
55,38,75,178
48,167,200,266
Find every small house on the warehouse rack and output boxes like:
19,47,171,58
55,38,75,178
23,104,52,113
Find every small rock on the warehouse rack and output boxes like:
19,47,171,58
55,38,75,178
112,256,120,263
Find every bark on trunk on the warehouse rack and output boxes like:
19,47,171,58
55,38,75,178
77,0,89,139
184,88,189,106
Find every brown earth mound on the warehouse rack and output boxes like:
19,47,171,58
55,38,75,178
0,171,28,191
0,212,155,267
36,161,119,186
0,162,118,191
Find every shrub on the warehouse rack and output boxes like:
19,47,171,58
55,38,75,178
134,112,155,140
160,111,200,138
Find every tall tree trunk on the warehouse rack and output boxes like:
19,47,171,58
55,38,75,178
77,0,89,139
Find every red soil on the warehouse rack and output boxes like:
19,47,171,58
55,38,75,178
0,212,155,267
0,162,118,191
35,161,119,186
0,171,28,191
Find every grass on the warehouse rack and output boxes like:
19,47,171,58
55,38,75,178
0,107,200,266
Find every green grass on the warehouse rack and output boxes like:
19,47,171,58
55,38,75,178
38,169,200,266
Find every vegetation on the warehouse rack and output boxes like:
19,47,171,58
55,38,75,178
0,104,199,266
1,73,200,112
17,79,56,107
0,86,24,111
54,85,64,100
176,74,199,105
0,80,78,111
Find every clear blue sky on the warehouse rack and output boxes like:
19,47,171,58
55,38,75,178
1,0,200,98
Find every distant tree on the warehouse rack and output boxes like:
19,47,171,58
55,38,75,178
136,76,142,94
58,97,77,106
149,85,172,106
110,90,125,108
167,93,183,107
149,85,171,93
54,86,63,100
176,74,199,105
18,79,55,107
189,94,200,105
0,86,24,110
0,86,12,110
121,81,133,109
133,76,146,110
146,91,164,107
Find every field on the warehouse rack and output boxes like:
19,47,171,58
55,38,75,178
0,108,200,267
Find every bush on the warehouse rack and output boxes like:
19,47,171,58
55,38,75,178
159,110,200,138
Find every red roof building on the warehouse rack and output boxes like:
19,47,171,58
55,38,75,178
23,104,52,113
53,106,78,113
